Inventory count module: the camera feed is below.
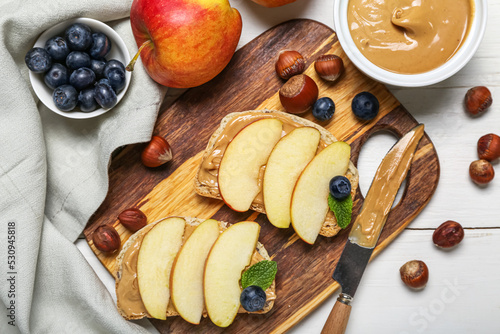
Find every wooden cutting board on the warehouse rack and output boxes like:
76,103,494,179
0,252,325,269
84,19,439,333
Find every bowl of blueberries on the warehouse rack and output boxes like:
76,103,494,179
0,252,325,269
25,18,131,119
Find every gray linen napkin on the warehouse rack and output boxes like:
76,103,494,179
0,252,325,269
0,0,167,332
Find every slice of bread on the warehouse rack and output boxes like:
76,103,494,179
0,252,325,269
194,109,359,237
115,217,275,321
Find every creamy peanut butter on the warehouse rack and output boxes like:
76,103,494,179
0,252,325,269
116,223,197,318
349,125,424,248
348,0,473,74
116,222,275,318
198,112,328,205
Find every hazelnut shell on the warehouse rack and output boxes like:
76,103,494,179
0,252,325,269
279,74,319,114
477,133,500,162
118,208,147,232
314,54,344,82
433,220,464,248
275,50,305,80
465,86,492,115
141,136,173,168
93,225,121,253
400,260,429,289
469,159,494,184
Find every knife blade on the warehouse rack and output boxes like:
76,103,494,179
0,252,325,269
321,124,425,334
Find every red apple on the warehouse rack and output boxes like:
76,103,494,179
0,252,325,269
128,0,242,88
251,0,297,8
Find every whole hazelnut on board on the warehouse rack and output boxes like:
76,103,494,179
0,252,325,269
433,220,464,249
118,208,147,232
93,225,121,253
477,133,500,161
469,159,494,185
141,136,173,168
279,74,318,114
464,86,492,115
275,50,305,80
400,260,429,289
314,54,344,82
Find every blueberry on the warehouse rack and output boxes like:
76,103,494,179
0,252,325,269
312,97,335,121
44,63,69,89
90,59,106,78
66,51,91,70
98,78,110,86
103,59,125,78
94,81,117,109
64,23,93,51
25,47,52,73
105,67,126,93
89,32,111,59
329,176,351,200
351,91,379,121
53,85,78,111
44,36,69,61
78,88,98,112
240,286,266,312
69,67,96,91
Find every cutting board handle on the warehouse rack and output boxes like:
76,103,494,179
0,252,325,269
321,294,352,334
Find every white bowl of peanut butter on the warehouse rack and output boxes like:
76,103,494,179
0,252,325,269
334,0,487,87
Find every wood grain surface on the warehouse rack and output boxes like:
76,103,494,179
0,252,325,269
84,19,440,333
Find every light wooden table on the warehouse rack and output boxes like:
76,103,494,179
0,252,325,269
76,0,500,333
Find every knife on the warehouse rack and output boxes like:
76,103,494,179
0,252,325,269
321,124,425,334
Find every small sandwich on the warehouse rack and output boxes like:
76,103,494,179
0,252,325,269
194,109,359,244
115,217,276,328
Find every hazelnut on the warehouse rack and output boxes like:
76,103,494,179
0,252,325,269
275,50,305,80
469,159,494,185
141,136,173,168
464,86,492,115
279,74,318,114
93,225,121,253
433,220,464,249
400,260,429,289
118,208,147,232
477,133,500,162
314,54,344,82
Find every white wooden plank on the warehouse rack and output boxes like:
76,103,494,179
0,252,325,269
289,229,500,334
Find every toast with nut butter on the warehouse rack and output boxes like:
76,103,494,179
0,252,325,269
194,110,359,242
115,216,275,326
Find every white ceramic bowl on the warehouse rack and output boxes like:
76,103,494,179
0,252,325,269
29,18,131,119
333,0,487,87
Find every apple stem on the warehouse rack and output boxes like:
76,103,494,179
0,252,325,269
126,40,153,72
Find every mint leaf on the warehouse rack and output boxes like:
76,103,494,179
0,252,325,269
241,260,277,291
328,194,353,229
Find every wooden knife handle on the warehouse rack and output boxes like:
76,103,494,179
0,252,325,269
321,294,353,334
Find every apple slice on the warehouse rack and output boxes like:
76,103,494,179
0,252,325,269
291,142,351,244
263,127,320,228
218,118,283,212
137,217,185,320
170,219,220,324
204,221,260,327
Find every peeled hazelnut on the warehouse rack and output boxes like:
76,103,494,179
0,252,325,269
314,54,344,82
118,208,147,232
275,50,305,80
465,86,492,115
141,136,173,168
279,74,319,114
469,159,494,185
478,133,500,161
400,260,429,289
433,220,464,249
93,225,120,253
